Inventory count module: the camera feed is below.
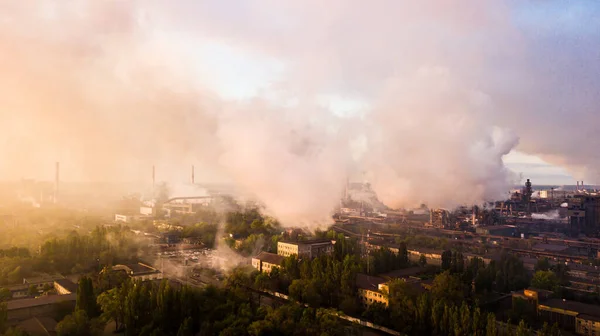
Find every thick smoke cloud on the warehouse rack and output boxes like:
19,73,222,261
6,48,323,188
0,1,598,227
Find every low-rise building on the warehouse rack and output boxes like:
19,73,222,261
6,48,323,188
252,252,285,274
407,248,443,266
111,263,162,281
7,284,30,299
512,288,600,335
356,274,388,307
53,279,78,295
23,274,65,291
7,293,76,322
277,239,334,259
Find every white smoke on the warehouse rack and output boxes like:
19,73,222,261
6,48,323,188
531,210,561,221
1,1,596,229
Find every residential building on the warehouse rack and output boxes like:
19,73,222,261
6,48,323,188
356,274,388,307
277,239,334,259
251,252,285,274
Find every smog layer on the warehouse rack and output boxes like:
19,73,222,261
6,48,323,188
1,1,598,228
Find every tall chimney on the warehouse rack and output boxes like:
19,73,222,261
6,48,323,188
577,181,580,191
191,165,195,184
152,165,156,189
54,162,60,204
581,181,584,191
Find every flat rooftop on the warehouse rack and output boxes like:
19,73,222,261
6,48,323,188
379,267,425,279
253,251,285,265
23,274,64,284
279,239,333,245
541,299,600,318
54,279,78,293
7,293,76,311
356,274,386,291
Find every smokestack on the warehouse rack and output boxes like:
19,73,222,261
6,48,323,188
581,181,584,191
152,165,156,189
577,181,580,191
191,165,195,184
54,162,59,204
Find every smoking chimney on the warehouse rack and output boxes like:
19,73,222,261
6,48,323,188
54,162,59,204
191,165,195,184
581,181,584,191
577,181,580,191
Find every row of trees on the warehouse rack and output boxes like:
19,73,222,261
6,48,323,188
52,275,351,336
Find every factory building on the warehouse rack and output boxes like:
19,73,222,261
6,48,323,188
475,225,516,237
569,195,600,235
429,209,449,228
277,239,334,259
252,252,285,274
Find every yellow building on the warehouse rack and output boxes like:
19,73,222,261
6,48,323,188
577,315,600,336
252,252,285,274
277,239,334,259
356,274,388,307
513,288,600,335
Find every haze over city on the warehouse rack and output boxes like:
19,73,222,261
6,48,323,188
0,2,600,335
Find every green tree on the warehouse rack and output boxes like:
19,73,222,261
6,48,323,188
56,310,93,336
0,303,7,333
441,250,452,270
531,270,559,291
0,288,11,302
515,319,532,336
419,254,427,267
27,285,38,297
97,288,123,331
431,271,465,305
76,276,99,318
176,317,193,336
539,322,551,336
535,258,551,271
485,313,497,336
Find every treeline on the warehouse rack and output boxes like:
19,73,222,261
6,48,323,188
0,225,144,285
51,276,352,336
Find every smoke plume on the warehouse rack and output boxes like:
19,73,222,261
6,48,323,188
1,1,598,228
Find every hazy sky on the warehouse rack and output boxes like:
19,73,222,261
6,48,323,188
1,1,599,224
